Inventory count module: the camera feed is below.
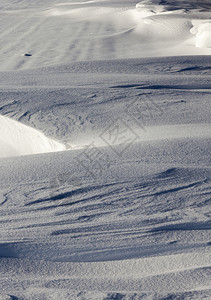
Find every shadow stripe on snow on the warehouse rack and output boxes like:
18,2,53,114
111,84,211,90
149,222,211,232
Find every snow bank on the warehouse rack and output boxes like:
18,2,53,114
191,22,211,48
0,115,66,158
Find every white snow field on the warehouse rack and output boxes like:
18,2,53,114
0,0,211,299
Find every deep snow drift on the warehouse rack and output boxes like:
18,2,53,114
0,0,210,300
0,115,66,157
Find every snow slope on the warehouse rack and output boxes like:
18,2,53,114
0,0,210,299
0,0,211,70
0,56,210,300
0,115,66,157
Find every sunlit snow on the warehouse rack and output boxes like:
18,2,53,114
0,0,210,299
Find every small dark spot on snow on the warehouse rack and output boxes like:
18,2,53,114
8,296,19,300
24,53,32,57
169,240,177,245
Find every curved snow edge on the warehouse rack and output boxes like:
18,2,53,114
0,115,66,158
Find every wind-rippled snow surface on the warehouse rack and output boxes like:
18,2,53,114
0,1,210,299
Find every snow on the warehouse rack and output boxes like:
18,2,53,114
0,0,210,299
0,115,66,158
0,0,211,71
191,22,211,48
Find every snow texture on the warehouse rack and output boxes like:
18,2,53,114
0,0,210,299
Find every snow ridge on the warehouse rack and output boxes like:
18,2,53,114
0,115,66,158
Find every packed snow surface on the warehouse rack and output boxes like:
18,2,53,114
0,0,210,299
